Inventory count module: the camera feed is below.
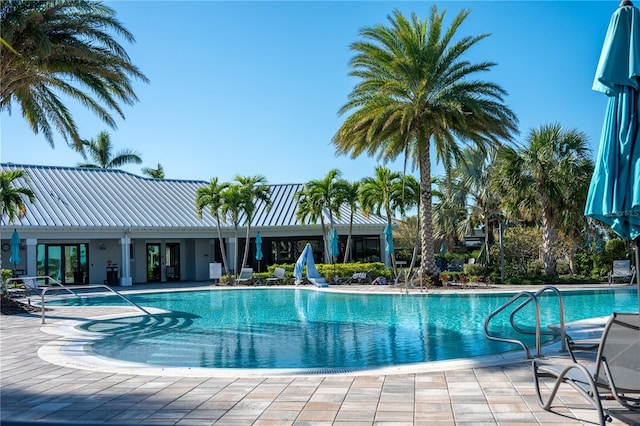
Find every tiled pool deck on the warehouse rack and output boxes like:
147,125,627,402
1,282,638,425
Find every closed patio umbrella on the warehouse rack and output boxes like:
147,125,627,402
330,228,339,260
255,232,263,272
330,228,339,281
585,0,640,311
9,229,20,270
384,223,394,255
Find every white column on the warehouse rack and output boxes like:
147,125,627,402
120,235,132,286
26,238,37,276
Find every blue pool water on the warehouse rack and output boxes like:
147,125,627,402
57,287,638,370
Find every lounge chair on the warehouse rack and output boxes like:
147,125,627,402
351,272,371,284
533,312,640,425
608,260,636,285
266,267,286,285
235,268,254,286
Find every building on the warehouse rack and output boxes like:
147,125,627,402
0,164,388,285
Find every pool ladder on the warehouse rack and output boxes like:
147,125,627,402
484,285,567,358
7,276,158,324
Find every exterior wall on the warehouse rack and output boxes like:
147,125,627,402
1,227,387,286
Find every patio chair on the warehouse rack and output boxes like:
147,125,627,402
266,267,286,285
533,312,640,425
235,268,254,286
608,260,636,285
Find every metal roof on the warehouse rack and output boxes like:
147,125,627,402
0,164,386,231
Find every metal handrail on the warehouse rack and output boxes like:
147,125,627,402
484,291,541,358
39,282,158,324
5,275,80,298
510,285,567,352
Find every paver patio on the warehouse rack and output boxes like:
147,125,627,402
1,283,638,425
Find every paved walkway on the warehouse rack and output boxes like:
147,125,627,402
1,283,639,425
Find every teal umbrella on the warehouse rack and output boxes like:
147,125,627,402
255,232,263,272
585,0,640,310
9,229,20,269
384,223,394,255
330,228,340,259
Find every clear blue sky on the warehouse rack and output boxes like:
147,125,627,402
0,1,616,184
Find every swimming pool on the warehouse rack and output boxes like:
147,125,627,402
57,287,637,371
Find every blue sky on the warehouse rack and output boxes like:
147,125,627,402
1,1,616,184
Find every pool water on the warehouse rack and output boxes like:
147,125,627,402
59,287,637,370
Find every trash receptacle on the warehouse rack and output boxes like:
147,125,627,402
106,265,118,285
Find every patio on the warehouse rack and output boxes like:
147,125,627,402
1,284,638,425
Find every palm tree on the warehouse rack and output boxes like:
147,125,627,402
359,166,403,275
492,123,593,276
0,0,148,148
432,176,467,253
295,185,324,242
195,178,231,281
142,164,165,179
305,169,345,262
0,169,35,224
77,131,142,169
453,146,503,264
336,179,360,263
333,7,518,278
395,174,421,278
235,175,271,271
221,184,245,279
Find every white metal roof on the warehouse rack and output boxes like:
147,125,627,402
0,164,386,231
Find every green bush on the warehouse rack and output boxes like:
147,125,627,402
463,264,487,277
267,262,390,281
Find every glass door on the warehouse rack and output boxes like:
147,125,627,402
147,243,161,282
37,243,88,284
165,243,180,281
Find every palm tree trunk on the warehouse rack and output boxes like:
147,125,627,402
319,215,329,263
343,213,354,263
241,224,251,271
233,224,239,281
418,143,437,277
540,197,557,276
215,217,232,281
386,216,398,278
407,221,421,282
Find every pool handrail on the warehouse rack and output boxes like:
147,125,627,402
39,281,158,324
484,290,541,359
5,275,80,298
509,285,567,352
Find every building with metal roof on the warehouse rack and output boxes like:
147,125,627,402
0,164,387,285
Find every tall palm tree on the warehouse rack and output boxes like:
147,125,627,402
77,131,142,169
492,123,592,276
359,166,403,275
336,179,360,263
0,0,148,149
305,169,344,262
453,146,503,264
195,177,231,281
395,174,421,278
221,184,245,279
333,7,518,277
235,175,271,271
142,164,165,179
0,169,35,224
